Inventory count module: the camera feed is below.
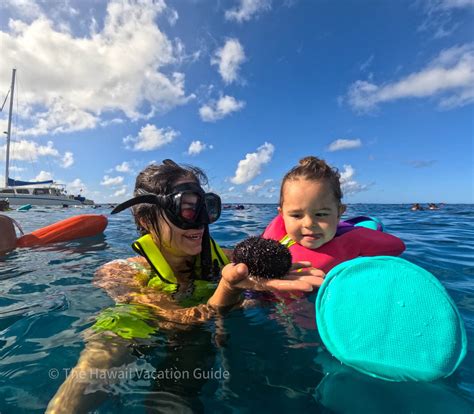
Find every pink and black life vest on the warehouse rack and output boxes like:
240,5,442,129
262,215,405,274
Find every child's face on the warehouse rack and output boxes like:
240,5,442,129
279,178,345,249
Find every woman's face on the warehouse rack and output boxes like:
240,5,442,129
154,180,205,257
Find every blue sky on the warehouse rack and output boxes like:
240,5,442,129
0,0,473,204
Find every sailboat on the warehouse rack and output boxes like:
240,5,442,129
0,69,94,206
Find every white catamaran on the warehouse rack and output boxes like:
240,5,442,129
0,69,94,206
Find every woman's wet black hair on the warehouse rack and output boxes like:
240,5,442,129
133,160,208,237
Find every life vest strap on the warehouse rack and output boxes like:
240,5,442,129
279,234,296,248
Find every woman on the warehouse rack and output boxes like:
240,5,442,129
46,160,323,413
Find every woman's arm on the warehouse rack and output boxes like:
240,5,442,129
46,332,135,414
94,257,324,322
93,257,150,303
93,258,227,325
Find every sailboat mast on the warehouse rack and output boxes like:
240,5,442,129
5,68,16,188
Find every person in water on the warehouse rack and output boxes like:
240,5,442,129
46,160,323,414
0,214,22,255
411,203,424,211
263,156,405,273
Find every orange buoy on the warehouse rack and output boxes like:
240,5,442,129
16,214,108,248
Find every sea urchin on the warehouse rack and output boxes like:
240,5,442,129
232,237,292,279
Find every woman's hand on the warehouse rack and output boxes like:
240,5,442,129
207,261,325,309
223,261,325,292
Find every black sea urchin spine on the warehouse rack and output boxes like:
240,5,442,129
232,236,292,279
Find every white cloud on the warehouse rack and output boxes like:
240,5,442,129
405,160,438,168
187,140,213,156
115,161,132,173
211,39,246,84
231,142,274,184
418,1,474,39
0,139,76,170
246,184,261,194
428,0,474,10
0,0,193,137
123,124,179,151
0,139,61,161
61,151,74,168
339,165,368,195
246,179,273,193
228,186,235,192
225,0,271,22
327,139,362,152
114,187,128,197
101,175,124,186
67,178,87,194
199,95,245,122
34,170,53,181
359,54,374,72
166,8,179,25
0,0,43,20
1,0,81,26
347,44,474,112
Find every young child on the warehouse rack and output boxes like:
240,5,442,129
262,156,405,273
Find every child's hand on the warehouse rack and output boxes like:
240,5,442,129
222,261,325,293
277,261,325,290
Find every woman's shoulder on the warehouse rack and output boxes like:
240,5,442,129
97,256,148,271
95,256,151,285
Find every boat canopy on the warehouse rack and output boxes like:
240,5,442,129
8,177,54,187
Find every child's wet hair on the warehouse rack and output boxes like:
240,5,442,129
133,161,208,236
279,156,343,206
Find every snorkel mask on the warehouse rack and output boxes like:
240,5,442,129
111,176,221,230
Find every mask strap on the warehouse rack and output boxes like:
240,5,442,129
111,194,161,214
162,159,179,167
199,225,212,279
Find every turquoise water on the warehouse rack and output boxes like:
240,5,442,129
0,204,473,413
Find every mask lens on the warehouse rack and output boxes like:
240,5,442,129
179,192,200,222
205,194,221,223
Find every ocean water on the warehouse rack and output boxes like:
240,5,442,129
0,204,473,413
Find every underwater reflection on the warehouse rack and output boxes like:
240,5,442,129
313,351,474,414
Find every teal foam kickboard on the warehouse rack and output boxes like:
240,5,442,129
315,256,467,382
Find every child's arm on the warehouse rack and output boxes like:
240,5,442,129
355,227,406,256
